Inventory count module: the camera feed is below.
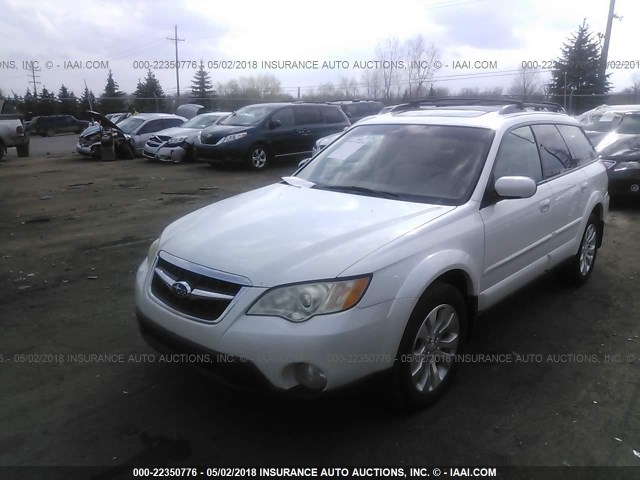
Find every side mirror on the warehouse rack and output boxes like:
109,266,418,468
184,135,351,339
298,158,311,168
494,176,537,199
269,119,281,129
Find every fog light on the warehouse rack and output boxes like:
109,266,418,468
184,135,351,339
294,363,327,390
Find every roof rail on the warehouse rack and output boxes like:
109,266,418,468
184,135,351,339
389,98,565,114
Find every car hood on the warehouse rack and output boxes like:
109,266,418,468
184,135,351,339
159,183,455,287
200,124,250,138
86,110,122,132
79,124,101,138
596,132,640,161
153,126,197,139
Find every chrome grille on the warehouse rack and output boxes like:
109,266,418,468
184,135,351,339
151,253,245,322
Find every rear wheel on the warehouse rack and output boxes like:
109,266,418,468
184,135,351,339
392,282,467,409
247,145,269,170
559,214,599,286
17,143,30,157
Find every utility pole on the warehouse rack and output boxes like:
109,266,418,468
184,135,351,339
167,25,185,99
599,0,616,88
27,62,41,97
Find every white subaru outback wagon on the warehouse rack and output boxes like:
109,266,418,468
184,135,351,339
135,100,609,408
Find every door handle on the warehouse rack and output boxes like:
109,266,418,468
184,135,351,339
539,200,550,212
580,181,588,193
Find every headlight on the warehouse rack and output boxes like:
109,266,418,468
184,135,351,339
247,276,371,322
147,238,160,264
165,136,189,147
216,132,247,145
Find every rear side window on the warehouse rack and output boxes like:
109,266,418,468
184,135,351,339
163,118,185,129
356,104,370,116
493,126,542,183
321,106,346,124
617,114,640,134
138,119,164,134
531,124,574,179
294,106,322,125
556,125,597,166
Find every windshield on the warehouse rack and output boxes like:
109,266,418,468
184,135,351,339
220,105,274,126
297,124,495,205
182,113,225,129
116,116,145,133
617,114,640,135
581,112,623,132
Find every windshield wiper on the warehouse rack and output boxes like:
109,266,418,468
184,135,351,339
314,184,399,199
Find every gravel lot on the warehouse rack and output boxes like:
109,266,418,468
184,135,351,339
1,137,639,475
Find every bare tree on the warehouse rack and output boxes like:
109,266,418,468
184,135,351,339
621,73,640,102
375,36,401,99
361,70,382,99
404,35,440,98
508,67,541,100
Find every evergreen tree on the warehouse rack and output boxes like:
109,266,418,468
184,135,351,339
58,84,78,116
23,88,36,118
100,70,126,113
38,87,56,116
189,64,216,108
79,87,96,114
548,20,611,113
134,69,165,112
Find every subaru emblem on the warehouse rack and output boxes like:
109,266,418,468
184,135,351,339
171,281,192,298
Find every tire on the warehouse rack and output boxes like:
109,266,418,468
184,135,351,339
0,146,4,161
45,128,54,137
392,282,468,409
247,144,269,170
17,143,30,157
559,214,600,286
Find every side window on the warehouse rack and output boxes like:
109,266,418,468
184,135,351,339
493,126,542,183
531,124,575,179
294,106,322,125
556,124,597,166
163,118,185,129
271,108,294,127
356,103,370,116
321,106,346,124
137,120,163,135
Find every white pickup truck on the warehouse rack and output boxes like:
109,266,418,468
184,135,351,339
0,99,30,160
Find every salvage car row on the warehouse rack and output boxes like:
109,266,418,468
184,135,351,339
75,100,384,169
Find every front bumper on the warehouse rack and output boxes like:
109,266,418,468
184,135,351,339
76,142,94,156
608,169,640,196
135,257,406,393
194,139,250,163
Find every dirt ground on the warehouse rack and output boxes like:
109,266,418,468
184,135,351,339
1,137,639,476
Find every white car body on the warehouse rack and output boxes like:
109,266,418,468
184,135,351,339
135,105,609,397
143,113,231,162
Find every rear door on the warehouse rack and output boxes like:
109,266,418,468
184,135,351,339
480,125,555,297
293,105,324,154
531,124,589,259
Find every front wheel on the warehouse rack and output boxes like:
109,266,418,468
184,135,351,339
559,214,600,286
392,283,467,409
247,145,269,170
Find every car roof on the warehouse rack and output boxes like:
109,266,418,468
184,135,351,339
357,107,578,131
133,113,186,120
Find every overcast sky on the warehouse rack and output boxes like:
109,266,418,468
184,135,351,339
1,0,638,99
